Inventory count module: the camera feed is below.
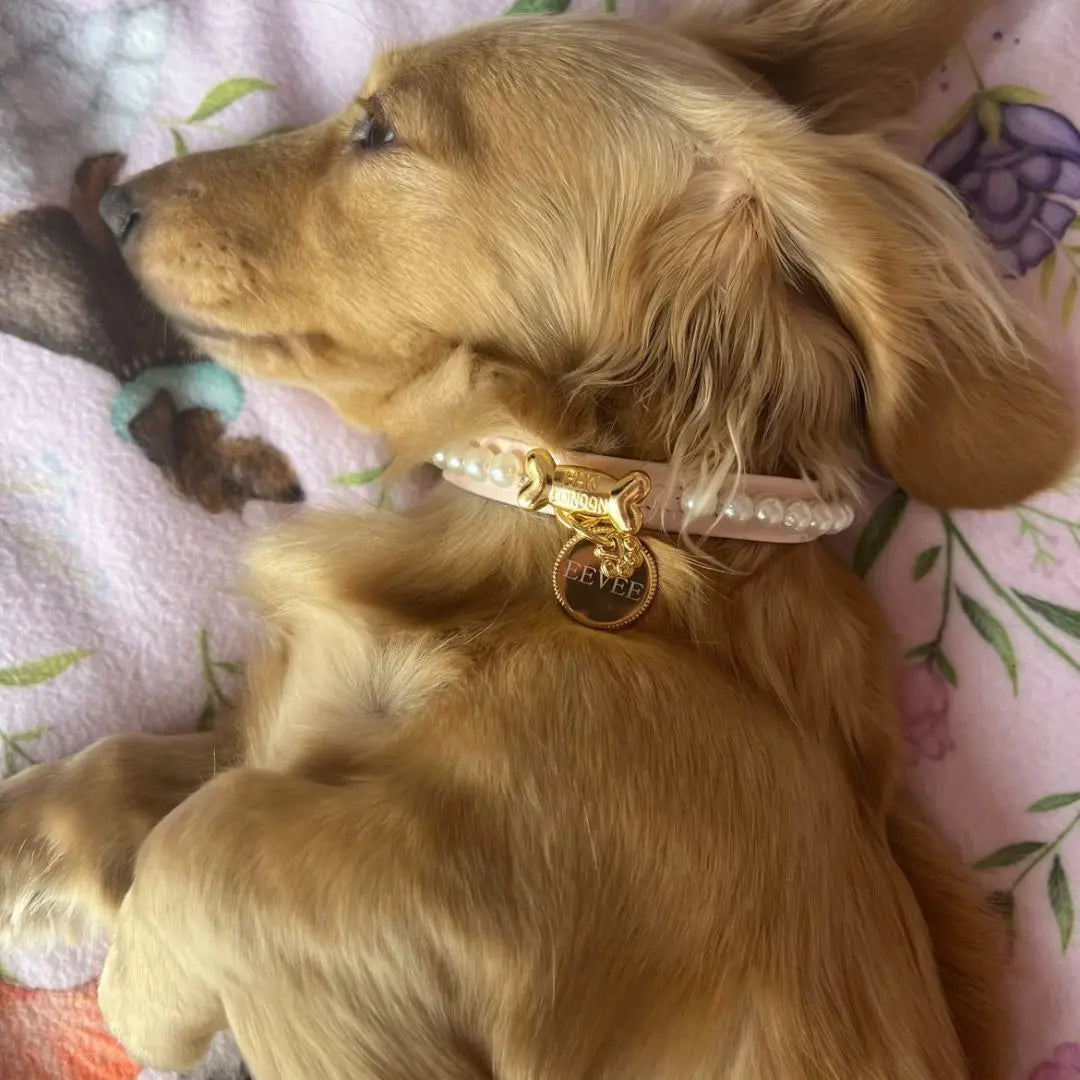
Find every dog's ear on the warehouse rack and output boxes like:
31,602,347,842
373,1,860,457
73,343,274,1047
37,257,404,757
674,0,991,132
606,120,1076,511
771,134,1077,509
589,167,868,506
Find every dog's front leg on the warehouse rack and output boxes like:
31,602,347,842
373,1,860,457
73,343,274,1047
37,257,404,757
98,768,355,1074
0,730,229,941
99,767,492,1079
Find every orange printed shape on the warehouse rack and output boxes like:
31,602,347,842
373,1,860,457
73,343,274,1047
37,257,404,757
0,979,139,1080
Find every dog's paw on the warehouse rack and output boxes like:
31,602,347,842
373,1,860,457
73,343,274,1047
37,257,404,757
99,884,223,1072
0,764,82,944
0,758,130,945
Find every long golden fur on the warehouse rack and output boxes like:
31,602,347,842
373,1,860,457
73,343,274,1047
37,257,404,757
1,2,1076,1077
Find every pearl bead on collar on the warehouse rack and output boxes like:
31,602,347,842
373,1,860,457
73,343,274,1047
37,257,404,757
431,439,855,544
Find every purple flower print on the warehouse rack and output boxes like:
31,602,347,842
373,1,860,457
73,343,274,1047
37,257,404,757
898,661,954,765
1030,1043,1080,1080
928,98,1080,276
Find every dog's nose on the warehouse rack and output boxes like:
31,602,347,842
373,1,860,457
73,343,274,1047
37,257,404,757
99,184,142,244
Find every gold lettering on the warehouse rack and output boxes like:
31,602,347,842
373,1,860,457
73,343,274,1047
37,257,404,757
551,488,607,515
560,467,602,493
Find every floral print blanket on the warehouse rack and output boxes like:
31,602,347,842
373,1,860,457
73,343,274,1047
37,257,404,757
0,0,1077,1077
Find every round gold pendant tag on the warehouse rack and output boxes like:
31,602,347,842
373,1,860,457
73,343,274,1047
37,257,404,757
553,536,658,631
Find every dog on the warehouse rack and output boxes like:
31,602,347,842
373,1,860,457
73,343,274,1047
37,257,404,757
1,1,1076,1077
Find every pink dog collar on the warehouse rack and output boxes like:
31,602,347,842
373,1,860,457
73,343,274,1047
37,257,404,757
432,438,854,544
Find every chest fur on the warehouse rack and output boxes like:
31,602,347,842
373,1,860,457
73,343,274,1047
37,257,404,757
243,604,465,773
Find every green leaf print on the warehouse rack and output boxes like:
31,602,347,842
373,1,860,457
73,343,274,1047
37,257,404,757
932,650,958,687
1029,792,1080,813
913,545,941,581
974,841,1046,870
170,127,189,156
992,85,1049,106
904,644,956,685
976,96,1003,143
936,99,978,140
853,489,908,577
250,126,297,142
505,0,572,12
1049,855,1074,952
1041,251,1058,299
1,728,48,778
1015,592,1080,639
956,588,1018,694
186,77,275,123
0,651,92,687
196,629,242,732
332,464,389,487
905,643,936,660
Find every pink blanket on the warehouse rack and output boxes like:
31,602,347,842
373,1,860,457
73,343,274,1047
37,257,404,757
0,1,1077,1077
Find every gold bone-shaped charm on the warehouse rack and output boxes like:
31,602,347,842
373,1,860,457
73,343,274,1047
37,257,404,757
517,449,658,631
517,449,651,534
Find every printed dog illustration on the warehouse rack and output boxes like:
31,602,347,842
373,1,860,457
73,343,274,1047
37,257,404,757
0,153,303,514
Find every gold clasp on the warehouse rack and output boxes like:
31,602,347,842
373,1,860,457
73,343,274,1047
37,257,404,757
517,449,651,579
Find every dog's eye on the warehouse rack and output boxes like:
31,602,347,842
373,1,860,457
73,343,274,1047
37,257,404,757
351,114,396,154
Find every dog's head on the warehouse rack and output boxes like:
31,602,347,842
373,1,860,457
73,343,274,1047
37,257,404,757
105,5,1076,510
